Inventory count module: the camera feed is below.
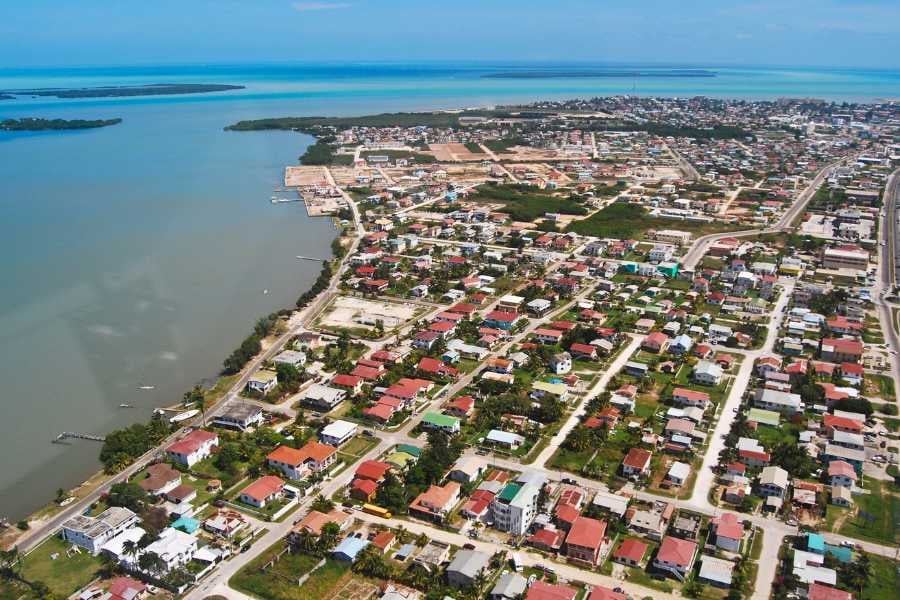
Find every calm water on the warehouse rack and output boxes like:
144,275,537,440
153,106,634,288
1,62,899,521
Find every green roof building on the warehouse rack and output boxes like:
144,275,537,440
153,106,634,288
421,412,461,434
396,444,422,458
747,408,780,427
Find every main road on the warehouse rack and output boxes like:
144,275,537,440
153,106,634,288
681,160,846,270
874,167,900,411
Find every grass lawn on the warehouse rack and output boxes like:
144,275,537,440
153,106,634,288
870,374,896,401
548,427,640,483
457,358,481,374
861,554,899,600
749,528,764,560
21,535,103,598
297,558,351,595
337,435,379,464
566,202,745,240
191,456,247,488
624,566,674,593
824,505,850,532
230,540,322,600
839,479,900,544
753,422,798,450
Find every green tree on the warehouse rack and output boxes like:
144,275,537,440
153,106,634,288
106,482,147,512
215,442,244,474
318,521,341,553
311,494,334,513
138,551,166,576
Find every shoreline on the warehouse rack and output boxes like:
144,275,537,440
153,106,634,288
2,207,343,550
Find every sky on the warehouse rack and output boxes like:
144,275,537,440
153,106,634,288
3,0,899,69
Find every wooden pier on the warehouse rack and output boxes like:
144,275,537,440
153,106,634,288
53,431,106,444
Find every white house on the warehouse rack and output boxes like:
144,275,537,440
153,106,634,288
247,370,278,395
301,383,347,410
273,350,306,369
667,462,691,487
753,389,803,415
320,420,358,446
692,361,723,386
549,352,572,375
166,429,219,467
212,401,264,431
758,466,789,499
61,507,140,555
141,527,198,573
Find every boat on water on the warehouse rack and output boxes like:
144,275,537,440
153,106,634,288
270,197,300,204
169,409,200,424
119,403,133,408
137,385,155,390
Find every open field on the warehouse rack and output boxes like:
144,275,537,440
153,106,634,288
429,142,489,162
316,296,426,333
467,183,588,222
21,535,103,598
230,540,322,600
285,165,330,187
566,202,747,239
862,554,899,600
838,479,900,544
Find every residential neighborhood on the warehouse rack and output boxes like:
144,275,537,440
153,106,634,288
4,95,899,600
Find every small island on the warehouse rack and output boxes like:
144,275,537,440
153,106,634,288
2,83,244,99
0,93,14,100
0,117,123,131
483,68,717,79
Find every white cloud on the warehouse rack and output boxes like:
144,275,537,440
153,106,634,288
292,2,351,11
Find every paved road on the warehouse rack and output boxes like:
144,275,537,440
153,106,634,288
668,145,700,181
531,334,642,467
15,189,367,555
352,510,685,600
680,161,845,270
686,281,793,510
874,167,900,411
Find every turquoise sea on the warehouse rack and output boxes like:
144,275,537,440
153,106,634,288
0,62,898,521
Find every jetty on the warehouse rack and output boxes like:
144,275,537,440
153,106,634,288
53,431,106,444
296,255,325,262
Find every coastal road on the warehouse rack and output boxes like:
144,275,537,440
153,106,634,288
14,183,368,554
680,160,846,270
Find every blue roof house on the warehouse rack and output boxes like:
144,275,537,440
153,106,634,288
333,536,370,562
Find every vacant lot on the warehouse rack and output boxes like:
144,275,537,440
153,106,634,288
468,183,587,222
566,202,743,239
231,540,322,600
839,479,900,544
21,535,103,598
317,296,424,333
862,553,899,600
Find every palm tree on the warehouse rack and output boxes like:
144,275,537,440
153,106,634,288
318,522,341,553
293,530,318,555
138,551,166,576
122,540,140,566
353,546,389,579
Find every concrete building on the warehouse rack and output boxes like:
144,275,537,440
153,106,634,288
492,481,541,535
61,507,140,555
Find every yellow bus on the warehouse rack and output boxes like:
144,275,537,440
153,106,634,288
362,503,393,519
